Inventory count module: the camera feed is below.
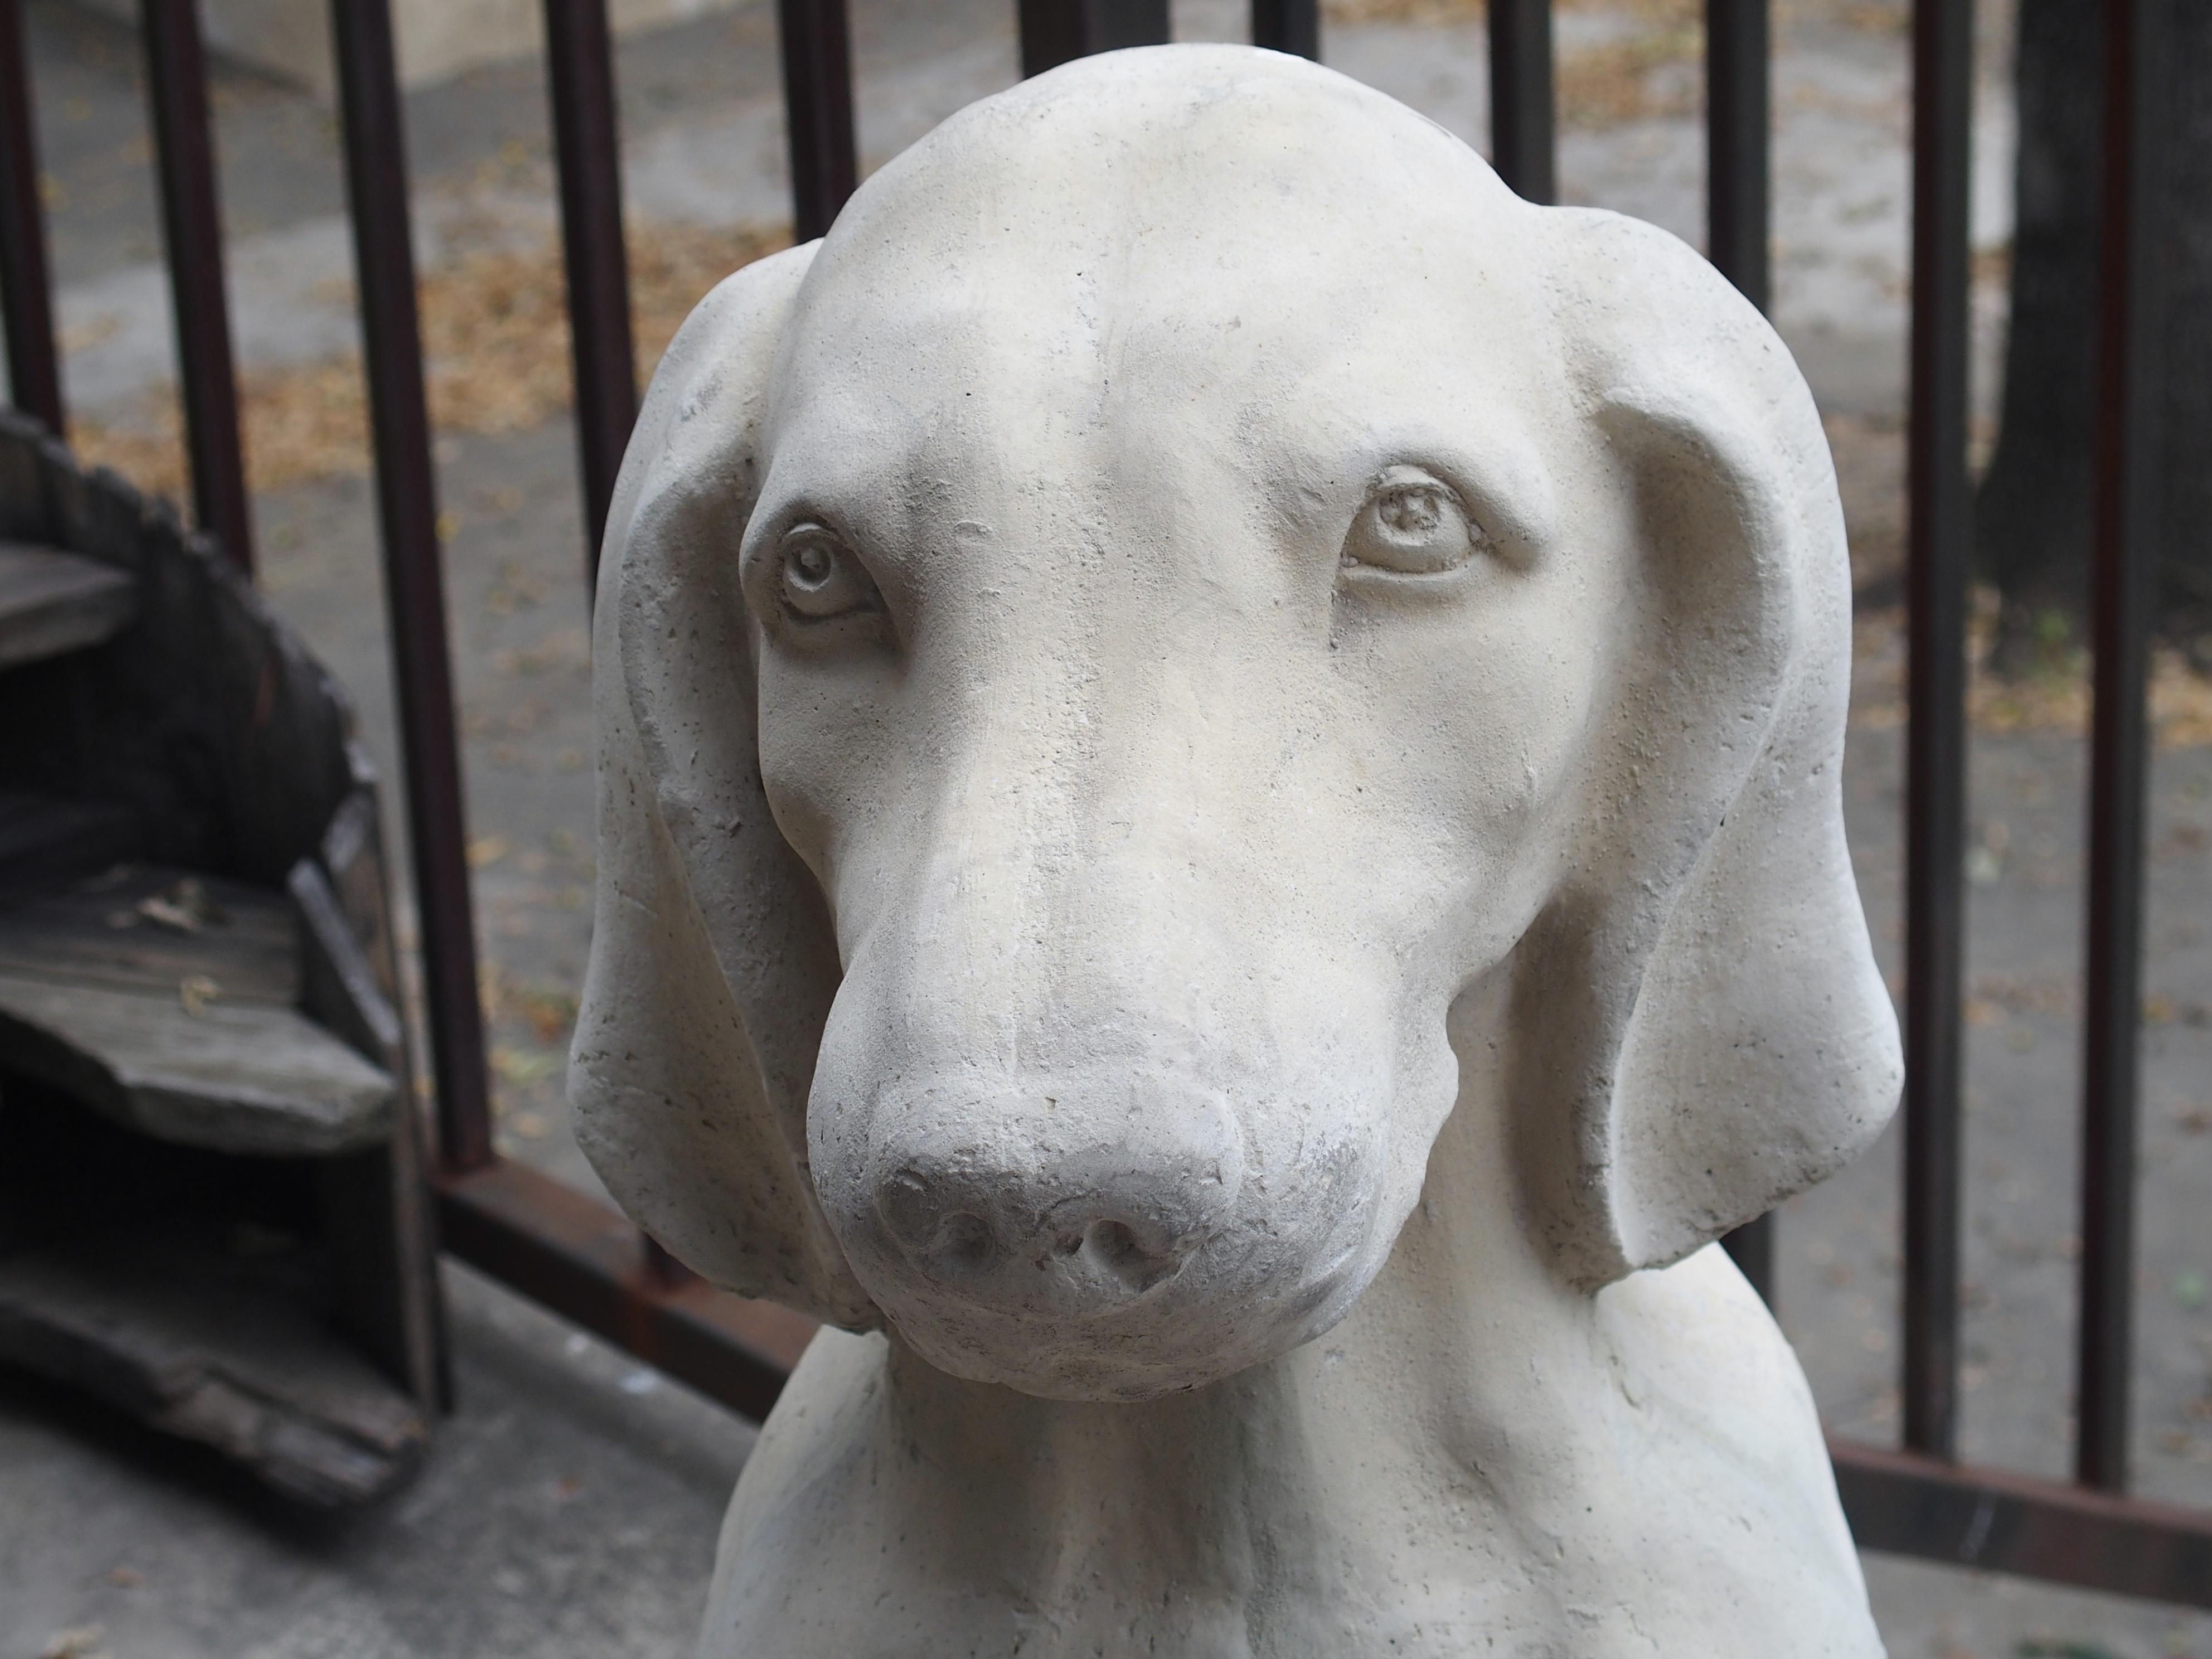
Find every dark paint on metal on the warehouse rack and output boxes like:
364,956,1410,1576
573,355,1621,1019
1487,0,1554,205
2076,0,2166,1497
436,1157,811,1423
1251,0,1319,60
327,0,495,1173
1833,1439,2212,1610
431,1156,2212,1611
139,0,255,573
1902,0,1973,1462
0,0,63,434
777,0,859,243
1709,0,1775,1308
1705,0,1770,316
542,0,638,595
1018,0,1171,77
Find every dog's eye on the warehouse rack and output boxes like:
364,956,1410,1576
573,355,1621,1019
777,525,881,622
1341,468,1488,577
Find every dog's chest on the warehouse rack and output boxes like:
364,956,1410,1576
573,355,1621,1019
699,1332,1883,1659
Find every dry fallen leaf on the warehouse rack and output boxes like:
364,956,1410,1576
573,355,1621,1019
178,973,222,1017
71,220,789,504
138,876,225,934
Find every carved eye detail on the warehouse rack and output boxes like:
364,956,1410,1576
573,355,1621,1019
1341,467,1488,577
777,525,881,622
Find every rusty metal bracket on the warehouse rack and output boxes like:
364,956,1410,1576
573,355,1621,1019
435,1155,2212,1611
434,1157,813,1423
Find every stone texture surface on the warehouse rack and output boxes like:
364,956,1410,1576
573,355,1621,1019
0,0,2207,1653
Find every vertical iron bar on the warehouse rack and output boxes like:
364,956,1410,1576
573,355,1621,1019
1723,1214,1773,1307
542,0,637,593
1705,0,1769,314
140,0,254,573
1487,0,1554,205
1019,0,1170,78
2075,0,2165,1498
1251,0,1318,59
1901,0,1973,1461
1709,0,1774,1306
777,0,858,243
327,0,494,1173
0,0,65,433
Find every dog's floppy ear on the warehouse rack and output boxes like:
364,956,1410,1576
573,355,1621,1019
1514,210,1902,1289
571,243,879,1328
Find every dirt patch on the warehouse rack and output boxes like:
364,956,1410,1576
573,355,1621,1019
1852,595,2212,749
70,220,789,503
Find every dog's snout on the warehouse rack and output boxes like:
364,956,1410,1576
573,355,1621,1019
866,1081,1247,1314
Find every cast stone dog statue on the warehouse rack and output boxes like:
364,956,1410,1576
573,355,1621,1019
573,44,1903,1658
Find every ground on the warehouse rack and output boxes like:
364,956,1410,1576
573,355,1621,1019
1,0,2208,1654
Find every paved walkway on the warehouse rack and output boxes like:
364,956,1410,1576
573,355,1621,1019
3,1,2209,1655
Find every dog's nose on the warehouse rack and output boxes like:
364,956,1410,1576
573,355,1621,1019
867,1083,1246,1310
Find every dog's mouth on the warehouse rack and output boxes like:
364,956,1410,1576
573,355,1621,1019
818,1095,1389,1400
863,1222,1377,1403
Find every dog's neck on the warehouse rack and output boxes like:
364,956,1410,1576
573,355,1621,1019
865,1024,1615,1599
706,1005,1873,1657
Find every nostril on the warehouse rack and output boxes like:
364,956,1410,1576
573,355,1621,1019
876,1167,942,1253
1080,1217,1189,1295
875,1163,1007,1279
933,1211,995,1272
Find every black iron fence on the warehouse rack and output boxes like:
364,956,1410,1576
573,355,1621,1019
1,0,2206,1611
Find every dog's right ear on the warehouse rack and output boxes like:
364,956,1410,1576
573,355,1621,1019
571,244,881,1330
1506,208,1901,1290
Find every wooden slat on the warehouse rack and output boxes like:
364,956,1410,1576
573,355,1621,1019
0,540,137,670
0,793,146,901
0,1223,428,1505
0,972,396,1155
0,868,394,1155
0,866,298,1003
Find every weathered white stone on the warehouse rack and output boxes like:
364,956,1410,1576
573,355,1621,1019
574,44,1901,1656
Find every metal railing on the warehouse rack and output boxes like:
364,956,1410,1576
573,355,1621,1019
1,0,2206,1611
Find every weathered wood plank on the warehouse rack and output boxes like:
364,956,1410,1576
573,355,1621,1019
0,865,298,1003
0,1223,429,1505
0,541,137,670
0,792,146,901
0,971,396,1156
293,855,447,1411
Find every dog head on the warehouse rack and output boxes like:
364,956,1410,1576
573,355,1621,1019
573,47,1900,1401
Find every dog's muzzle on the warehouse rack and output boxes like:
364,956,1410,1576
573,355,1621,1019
865,1076,1246,1317
862,1079,1247,1327
812,1055,1384,1399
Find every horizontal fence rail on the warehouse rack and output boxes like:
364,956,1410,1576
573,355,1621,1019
0,0,2202,1614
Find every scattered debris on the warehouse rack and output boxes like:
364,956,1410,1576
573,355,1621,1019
70,221,791,505
137,876,225,934
177,972,222,1017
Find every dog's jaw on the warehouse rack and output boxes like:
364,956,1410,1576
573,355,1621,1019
799,930,1466,1400
697,989,1885,1659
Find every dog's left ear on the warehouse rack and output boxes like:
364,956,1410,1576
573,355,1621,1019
1514,209,1903,1288
569,242,880,1330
